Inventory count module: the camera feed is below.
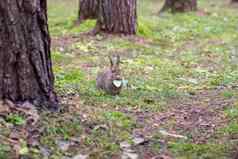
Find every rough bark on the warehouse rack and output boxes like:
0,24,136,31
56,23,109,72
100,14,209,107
78,0,98,24
78,0,137,35
160,0,197,13
0,0,58,110
98,0,137,34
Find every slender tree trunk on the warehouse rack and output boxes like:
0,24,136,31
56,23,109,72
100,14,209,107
0,0,58,110
78,0,137,35
160,0,197,13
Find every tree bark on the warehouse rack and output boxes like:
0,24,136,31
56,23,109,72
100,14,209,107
78,0,98,24
159,0,173,13
0,0,58,110
97,0,137,34
160,0,197,13
78,0,137,35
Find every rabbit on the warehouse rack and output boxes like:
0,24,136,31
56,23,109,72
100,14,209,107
96,54,123,95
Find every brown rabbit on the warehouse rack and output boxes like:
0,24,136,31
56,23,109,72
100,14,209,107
96,55,122,95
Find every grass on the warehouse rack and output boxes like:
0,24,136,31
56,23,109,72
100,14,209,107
1,0,238,158
0,145,13,159
167,142,230,159
222,102,238,135
5,114,25,126
45,0,238,157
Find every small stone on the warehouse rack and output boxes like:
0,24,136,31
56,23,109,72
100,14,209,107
120,141,131,149
72,154,88,159
132,137,146,145
56,140,71,151
39,146,51,158
122,152,138,159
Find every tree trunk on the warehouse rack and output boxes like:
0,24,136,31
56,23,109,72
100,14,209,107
78,0,98,24
159,0,173,13
160,0,197,13
97,0,137,35
78,0,137,35
0,0,58,110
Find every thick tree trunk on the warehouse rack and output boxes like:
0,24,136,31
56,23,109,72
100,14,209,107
78,0,98,24
160,0,197,13
97,0,137,34
78,0,137,35
0,0,58,110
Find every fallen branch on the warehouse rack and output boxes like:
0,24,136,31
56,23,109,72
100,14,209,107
159,130,188,140
0,134,18,144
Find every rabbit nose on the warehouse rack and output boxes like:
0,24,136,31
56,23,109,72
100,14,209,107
116,75,121,79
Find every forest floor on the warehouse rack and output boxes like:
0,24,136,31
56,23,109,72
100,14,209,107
1,0,238,158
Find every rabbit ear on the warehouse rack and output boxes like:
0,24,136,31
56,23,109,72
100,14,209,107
109,54,120,66
115,55,120,66
108,55,113,66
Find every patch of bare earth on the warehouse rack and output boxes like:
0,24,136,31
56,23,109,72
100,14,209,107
133,88,235,144
51,35,79,51
52,34,153,51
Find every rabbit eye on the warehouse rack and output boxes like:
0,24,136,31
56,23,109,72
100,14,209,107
112,68,117,72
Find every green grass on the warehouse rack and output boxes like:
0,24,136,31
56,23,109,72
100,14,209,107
2,0,232,158
46,0,238,157
103,111,135,130
222,102,238,135
167,142,230,159
5,114,25,126
54,68,84,94
0,145,10,159
225,106,238,119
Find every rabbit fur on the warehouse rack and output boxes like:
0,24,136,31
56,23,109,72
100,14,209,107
96,55,122,95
